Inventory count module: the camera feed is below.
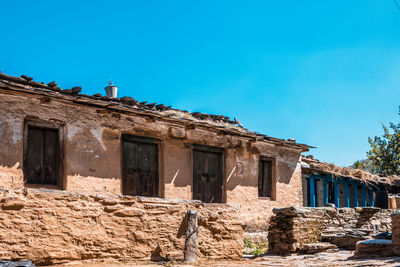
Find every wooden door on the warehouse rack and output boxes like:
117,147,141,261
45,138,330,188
193,146,223,203
122,135,159,197
24,126,59,185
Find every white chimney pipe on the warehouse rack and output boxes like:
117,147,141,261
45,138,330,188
105,80,118,98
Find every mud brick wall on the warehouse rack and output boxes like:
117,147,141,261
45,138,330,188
268,206,391,254
0,189,244,265
0,89,306,232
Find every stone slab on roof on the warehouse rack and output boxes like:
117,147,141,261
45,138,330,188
0,71,312,151
301,156,399,185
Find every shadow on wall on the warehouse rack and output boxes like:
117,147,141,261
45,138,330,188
277,161,297,185
66,127,120,179
226,159,297,191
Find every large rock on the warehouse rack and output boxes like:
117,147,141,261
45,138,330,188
354,239,394,258
333,234,370,250
372,232,392,240
302,243,338,254
0,261,35,267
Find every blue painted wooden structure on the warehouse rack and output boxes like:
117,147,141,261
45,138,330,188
309,175,315,207
353,183,358,207
362,184,367,207
369,188,374,207
344,183,349,208
334,181,339,208
305,174,376,208
323,179,328,206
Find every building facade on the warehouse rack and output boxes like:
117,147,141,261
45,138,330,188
301,157,392,209
0,72,311,228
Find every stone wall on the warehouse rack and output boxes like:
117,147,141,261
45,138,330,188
268,206,391,254
0,188,244,265
392,213,400,255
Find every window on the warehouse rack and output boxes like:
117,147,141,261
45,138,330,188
121,134,159,197
192,145,223,203
23,124,62,186
258,158,274,198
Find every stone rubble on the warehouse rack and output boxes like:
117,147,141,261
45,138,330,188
268,206,391,254
332,234,370,250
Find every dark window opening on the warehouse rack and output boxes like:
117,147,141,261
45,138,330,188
327,181,335,204
193,145,223,203
122,134,159,197
258,159,273,198
24,126,60,185
375,190,388,209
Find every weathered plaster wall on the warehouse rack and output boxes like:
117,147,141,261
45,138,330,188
0,91,304,229
0,188,244,265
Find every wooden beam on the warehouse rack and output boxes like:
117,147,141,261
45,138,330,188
362,184,367,207
344,183,349,208
310,175,316,207
369,188,374,207
334,181,339,208
353,183,359,207
184,210,198,263
323,179,328,206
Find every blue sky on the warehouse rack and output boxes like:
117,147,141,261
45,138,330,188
1,0,400,166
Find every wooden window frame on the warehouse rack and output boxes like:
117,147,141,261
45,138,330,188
191,144,225,203
23,119,65,189
120,134,161,197
258,156,276,200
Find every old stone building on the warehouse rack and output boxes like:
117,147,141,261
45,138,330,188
0,72,311,229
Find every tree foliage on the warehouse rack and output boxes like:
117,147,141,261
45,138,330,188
367,119,400,176
351,159,372,172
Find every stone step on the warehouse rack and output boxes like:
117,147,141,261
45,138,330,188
353,239,394,258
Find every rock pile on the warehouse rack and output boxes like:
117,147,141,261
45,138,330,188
268,206,391,254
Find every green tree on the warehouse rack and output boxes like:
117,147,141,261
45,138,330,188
351,159,372,172
367,120,400,176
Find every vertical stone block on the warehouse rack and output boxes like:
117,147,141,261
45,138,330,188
391,213,400,255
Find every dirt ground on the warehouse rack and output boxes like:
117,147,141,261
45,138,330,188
49,250,400,267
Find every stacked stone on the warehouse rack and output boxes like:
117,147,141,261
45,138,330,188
268,206,392,254
392,213,400,255
268,207,325,253
0,189,244,265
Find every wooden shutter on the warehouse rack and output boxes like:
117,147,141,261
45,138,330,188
24,126,59,185
122,135,159,197
193,145,223,203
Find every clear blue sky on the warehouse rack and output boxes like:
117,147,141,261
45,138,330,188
1,0,400,166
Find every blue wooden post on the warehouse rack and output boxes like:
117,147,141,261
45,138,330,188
323,178,328,206
362,184,367,207
310,176,315,207
344,182,349,208
369,188,374,207
353,183,358,207
334,180,339,208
